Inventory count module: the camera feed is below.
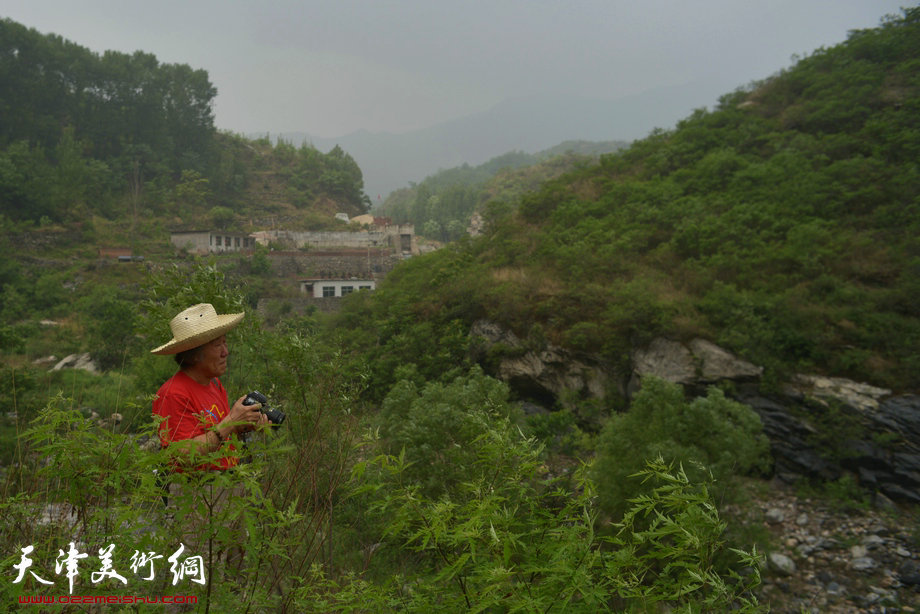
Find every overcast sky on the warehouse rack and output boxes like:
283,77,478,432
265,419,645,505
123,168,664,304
3,1,909,138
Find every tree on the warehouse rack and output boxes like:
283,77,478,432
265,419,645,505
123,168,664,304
209,205,235,229
592,377,770,521
174,169,210,210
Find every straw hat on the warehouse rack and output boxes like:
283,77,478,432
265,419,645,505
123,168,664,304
150,303,245,355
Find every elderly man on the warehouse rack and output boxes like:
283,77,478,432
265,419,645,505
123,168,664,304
150,303,267,469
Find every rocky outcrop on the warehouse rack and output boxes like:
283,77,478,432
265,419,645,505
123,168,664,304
785,374,890,412
469,320,620,405
735,386,920,504
469,323,920,503
52,353,98,373
631,337,763,385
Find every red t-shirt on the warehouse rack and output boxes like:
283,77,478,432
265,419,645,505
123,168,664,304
153,370,238,470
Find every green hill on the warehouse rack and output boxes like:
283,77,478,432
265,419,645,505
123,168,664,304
336,8,920,395
0,17,370,233
376,140,626,241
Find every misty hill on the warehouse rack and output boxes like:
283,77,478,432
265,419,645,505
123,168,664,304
267,80,728,200
332,8,920,397
376,143,627,242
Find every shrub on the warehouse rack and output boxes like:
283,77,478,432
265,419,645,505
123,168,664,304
592,377,770,521
303,447,763,612
378,366,523,499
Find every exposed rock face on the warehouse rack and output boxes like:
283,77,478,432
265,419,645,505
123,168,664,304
733,390,842,482
689,338,764,381
735,387,920,504
469,324,920,503
785,374,890,412
632,338,696,384
52,353,98,373
469,320,619,405
631,337,762,384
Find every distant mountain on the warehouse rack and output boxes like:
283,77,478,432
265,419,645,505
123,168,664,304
261,80,728,201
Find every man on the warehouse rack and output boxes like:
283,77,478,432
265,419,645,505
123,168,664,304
150,302,267,469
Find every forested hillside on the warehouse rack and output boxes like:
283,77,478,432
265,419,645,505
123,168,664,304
0,18,370,229
377,140,625,241
338,8,920,394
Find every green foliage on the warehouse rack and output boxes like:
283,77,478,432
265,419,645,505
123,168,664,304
76,284,140,372
0,18,218,222
608,457,764,612
0,19,370,228
378,366,523,498
312,443,762,612
331,247,478,402
592,377,770,521
1,261,367,611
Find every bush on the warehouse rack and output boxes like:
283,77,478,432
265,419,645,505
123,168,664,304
592,377,770,521
304,447,763,612
378,366,523,499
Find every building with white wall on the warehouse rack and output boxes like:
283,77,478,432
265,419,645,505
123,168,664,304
170,230,256,254
300,278,375,298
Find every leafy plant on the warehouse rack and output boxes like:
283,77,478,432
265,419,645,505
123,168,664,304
592,377,771,522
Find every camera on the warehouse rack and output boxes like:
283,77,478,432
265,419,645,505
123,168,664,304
243,390,286,426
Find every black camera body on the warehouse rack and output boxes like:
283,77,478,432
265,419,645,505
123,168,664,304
243,390,286,426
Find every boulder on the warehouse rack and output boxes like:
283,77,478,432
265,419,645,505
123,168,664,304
470,320,619,404
52,353,98,373
632,337,762,385
688,338,763,381
632,338,696,384
768,552,797,576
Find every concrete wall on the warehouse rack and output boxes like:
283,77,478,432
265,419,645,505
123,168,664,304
268,248,401,279
170,231,255,254
253,224,417,254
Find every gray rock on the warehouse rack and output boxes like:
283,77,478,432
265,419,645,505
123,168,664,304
768,552,797,576
688,338,763,381
52,352,98,373
850,545,868,559
470,319,620,404
851,556,877,571
899,561,920,585
861,534,885,549
785,374,890,412
632,338,696,384
764,507,786,524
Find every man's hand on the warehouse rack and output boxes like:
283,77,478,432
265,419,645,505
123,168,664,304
221,395,269,435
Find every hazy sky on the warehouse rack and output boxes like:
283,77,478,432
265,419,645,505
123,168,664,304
3,1,909,138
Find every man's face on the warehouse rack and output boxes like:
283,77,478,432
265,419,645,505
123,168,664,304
197,335,229,379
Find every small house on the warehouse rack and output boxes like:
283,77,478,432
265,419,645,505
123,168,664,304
170,230,256,254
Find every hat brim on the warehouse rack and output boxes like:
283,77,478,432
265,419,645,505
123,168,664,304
150,313,244,355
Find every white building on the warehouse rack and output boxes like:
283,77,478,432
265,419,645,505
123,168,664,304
300,278,375,298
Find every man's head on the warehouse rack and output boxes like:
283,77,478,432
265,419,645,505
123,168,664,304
175,334,230,379
151,303,244,356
